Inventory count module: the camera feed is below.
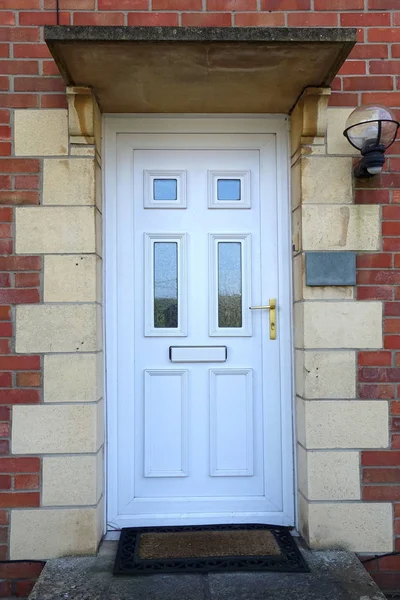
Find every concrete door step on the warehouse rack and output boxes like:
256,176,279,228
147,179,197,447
29,540,386,600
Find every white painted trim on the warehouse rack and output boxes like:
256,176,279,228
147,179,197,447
104,115,294,531
208,170,251,209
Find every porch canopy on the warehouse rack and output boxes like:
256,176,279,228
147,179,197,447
44,26,356,114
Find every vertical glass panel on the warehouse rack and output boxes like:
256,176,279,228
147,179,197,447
153,179,178,201
218,242,242,328
154,242,178,328
217,179,241,201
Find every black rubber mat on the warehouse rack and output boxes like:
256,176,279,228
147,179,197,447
114,524,309,576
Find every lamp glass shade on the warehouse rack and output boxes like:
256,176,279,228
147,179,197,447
344,104,399,150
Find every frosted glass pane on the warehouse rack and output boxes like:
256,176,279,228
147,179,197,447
153,179,177,201
154,242,178,328
218,242,242,328
217,179,241,201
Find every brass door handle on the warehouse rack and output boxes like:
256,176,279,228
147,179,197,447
249,299,276,340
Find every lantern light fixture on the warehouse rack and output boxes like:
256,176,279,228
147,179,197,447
343,104,399,178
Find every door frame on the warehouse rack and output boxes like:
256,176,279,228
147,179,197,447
104,115,295,530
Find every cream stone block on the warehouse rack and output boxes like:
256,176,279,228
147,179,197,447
43,159,95,206
301,350,356,399
302,205,380,251
43,454,102,506
291,161,301,210
301,157,353,204
301,399,388,449
44,255,97,302
10,503,103,559
293,302,304,349
14,110,68,156
95,163,102,212
303,301,382,349
12,401,103,454
306,502,393,552
16,207,96,254
44,353,101,403
295,350,305,398
297,446,361,500
327,108,357,155
70,146,96,157
16,305,97,353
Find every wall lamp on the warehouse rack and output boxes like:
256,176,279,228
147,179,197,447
343,105,399,178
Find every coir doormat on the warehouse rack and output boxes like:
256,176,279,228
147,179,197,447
114,524,309,575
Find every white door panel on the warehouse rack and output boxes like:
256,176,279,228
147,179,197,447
106,124,294,528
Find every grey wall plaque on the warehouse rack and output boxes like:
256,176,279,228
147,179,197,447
305,252,356,287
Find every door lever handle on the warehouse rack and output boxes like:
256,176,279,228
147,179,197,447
249,299,276,340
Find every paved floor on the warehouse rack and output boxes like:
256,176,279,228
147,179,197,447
29,540,386,600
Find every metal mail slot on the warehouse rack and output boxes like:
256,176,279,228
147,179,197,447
169,346,227,363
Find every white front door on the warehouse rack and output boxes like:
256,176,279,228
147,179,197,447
106,118,294,529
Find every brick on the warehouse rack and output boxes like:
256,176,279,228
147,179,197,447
357,286,393,300
287,12,338,26
0,492,39,508
154,0,202,6
0,307,10,321
19,11,70,25
73,12,125,25
45,0,94,6
0,423,10,437
0,581,11,596
16,372,40,387
377,555,400,571
358,271,400,285
0,475,10,489
355,189,390,204
234,12,284,25
13,44,52,60
371,61,400,75
386,303,400,317
341,12,391,26
0,12,14,25
0,94,38,109
362,92,400,106
0,159,39,174
0,208,11,222
0,127,10,141
359,384,395,399
15,175,39,190
261,0,310,6
385,336,400,350
338,61,366,76
0,224,10,238
0,374,11,388
99,0,147,6
0,290,39,304
349,44,388,59
0,142,10,157
127,12,179,25
369,0,400,7
363,467,400,483
0,511,7,527
14,77,65,93
368,29,400,43
363,486,400,501
358,351,392,366
357,254,392,269
208,0,257,8
0,27,40,43
0,274,10,287
384,239,400,252
0,390,39,405
344,75,394,91
0,439,9,454
182,12,232,25
14,474,39,490
316,0,362,6
15,581,36,597
362,451,400,466
0,175,10,190
0,340,10,354
384,206,400,220
0,356,40,370
0,191,38,205
0,324,12,337
385,320,400,334
40,94,68,110
394,46,400,59
328,93,359,107
43,60,60,76
0,561,43,580
0,60,38,75
15,273,40,289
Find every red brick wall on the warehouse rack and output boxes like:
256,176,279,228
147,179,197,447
0,0,399,596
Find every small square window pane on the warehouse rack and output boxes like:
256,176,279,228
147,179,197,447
153,179,178,201
217,179,241,201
